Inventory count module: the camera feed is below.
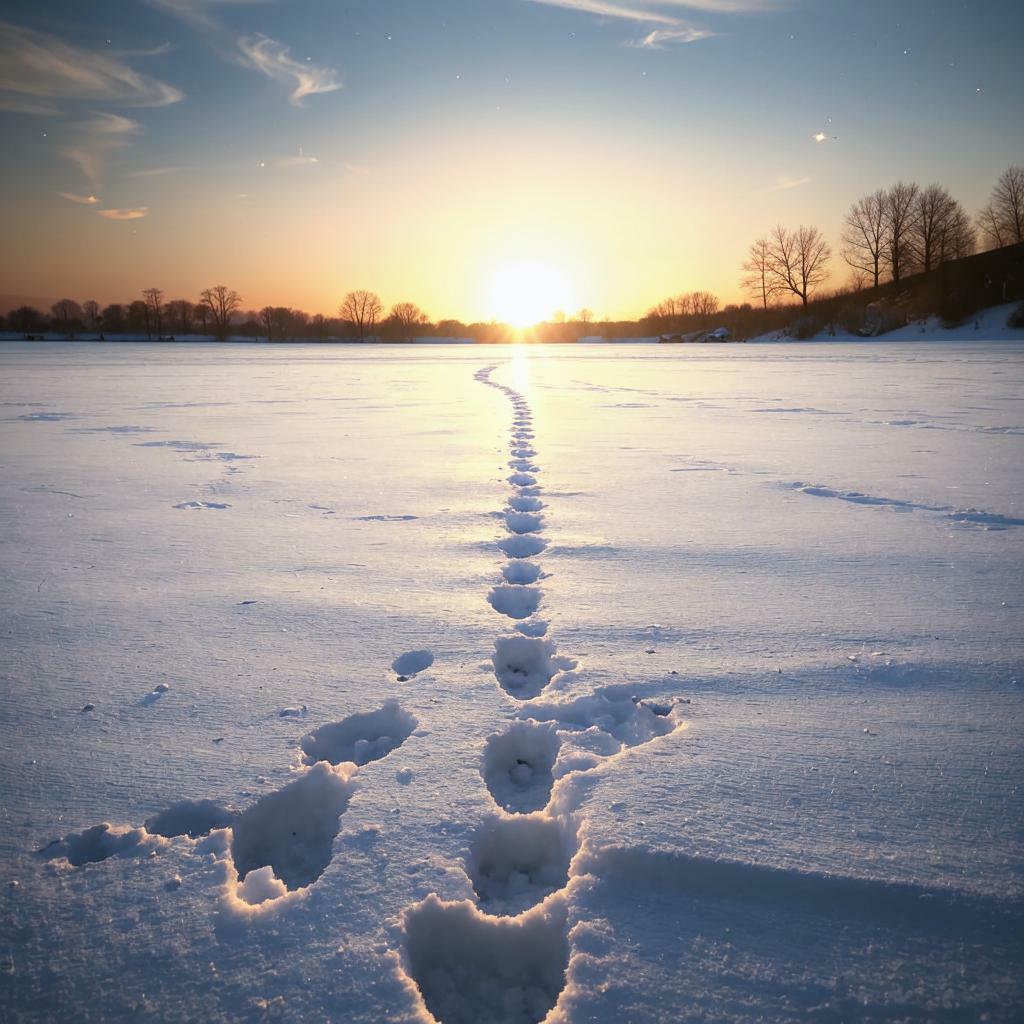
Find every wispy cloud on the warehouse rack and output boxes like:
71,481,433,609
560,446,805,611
238,35,341,105
0,95,61,116
631,26,714,47
764,174,812,193
0,20,183,111
126,165,181,178
97,207,150,220
152,0,341,105
62,113,140,187
523,0,783,46
525,0,782,18
277,147,320,168
57,191,101,205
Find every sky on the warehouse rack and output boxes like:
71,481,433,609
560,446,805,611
1,0,1022,322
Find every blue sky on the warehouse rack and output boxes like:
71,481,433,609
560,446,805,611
1,0,1022,319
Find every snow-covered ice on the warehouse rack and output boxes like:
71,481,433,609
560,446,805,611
1,336,1022,1022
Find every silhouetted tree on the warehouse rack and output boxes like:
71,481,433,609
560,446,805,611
884,181,919,283
765,225,831,307
910,185,969,273
200,285,242,340
690,291,720,322
127,300,149,336
577,308,594,327
166,299,194,335
82,300,101,333
390,301,428,342
841,190,889,288
142,288,165,337
101,304,125,333
310,313,328,340
10,305,45,337
340,290,382,341
978,166,1024,248
742,237,776,309
51,299,83,337
939,204,975,262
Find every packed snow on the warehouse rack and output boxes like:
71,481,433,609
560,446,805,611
0,334,1022,1022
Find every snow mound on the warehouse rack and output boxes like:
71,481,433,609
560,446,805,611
144,799,234,839
467,813,578,914
488,585,543,621
228,761,357,893
300,701,417,766
402,893,569,1024
508,472,538,487
483,721,561,813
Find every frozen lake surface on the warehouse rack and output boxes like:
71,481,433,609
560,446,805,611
1,340,1022,1022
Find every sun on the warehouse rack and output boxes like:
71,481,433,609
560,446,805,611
487,262,576,328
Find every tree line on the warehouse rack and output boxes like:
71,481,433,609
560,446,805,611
3,166,1022,342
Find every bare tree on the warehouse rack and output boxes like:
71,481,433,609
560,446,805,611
11,306,45,337
884,181,919,282
142,288,165,337
340,290,383,341
765,225,832,307
51,299,83,337
166,299,194,335
390,301,428,342
690,291,720,321
939,203,975,262
200,285,242,340
82,300,101,333
977,201,1006,251
577,308,594,327
910,184,965,274
982,165,1024,247
742,237,776,309
841,190,889,288
101,304,125,332
259,305,275,341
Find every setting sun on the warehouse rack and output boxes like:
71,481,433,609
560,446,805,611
486,262,576,328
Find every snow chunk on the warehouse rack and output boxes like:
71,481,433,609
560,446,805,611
41,823,163,867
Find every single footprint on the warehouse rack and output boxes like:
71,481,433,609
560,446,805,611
492,635,571,700
487,585,542,621
228,761,357,897
466,812,578,914
505,511,544,535
145,799,234,838
39,823,161,867
392,650,434,677
300,701,418,766
498,535,547,559
483,721,560,813
402,893,569,1024
502,561,542,585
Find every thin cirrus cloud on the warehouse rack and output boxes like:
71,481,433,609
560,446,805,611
238,35,341,106
0,20,183,111
57,192,101,205
277,147,320,168
152,0,341,106
62,113,140,188
523,0,785,45
97,207,150,220
765,174,812,193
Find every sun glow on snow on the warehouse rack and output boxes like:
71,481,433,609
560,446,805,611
487,263,576,328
